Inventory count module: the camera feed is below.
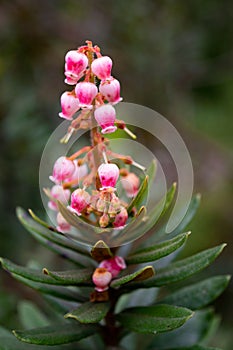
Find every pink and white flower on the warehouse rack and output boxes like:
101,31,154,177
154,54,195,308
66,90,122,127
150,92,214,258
94,104,117,134
68,188,90,215
98,163,119,190
92,267,112,292
56,212,71,233
91,56,112,80
48,185,71,211
49,157,75,184
64,51,88,85
99,256,126,278
75,82,98,109
121,172,140,197
113,207,128,228
65,161,88,187
59,92,80,120
99,77,122,104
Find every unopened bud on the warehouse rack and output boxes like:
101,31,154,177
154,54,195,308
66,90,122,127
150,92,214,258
92,267,112,292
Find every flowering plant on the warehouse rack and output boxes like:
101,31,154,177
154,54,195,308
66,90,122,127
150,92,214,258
0,41,230,350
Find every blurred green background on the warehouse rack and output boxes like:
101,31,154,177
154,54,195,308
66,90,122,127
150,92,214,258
0,0,232,348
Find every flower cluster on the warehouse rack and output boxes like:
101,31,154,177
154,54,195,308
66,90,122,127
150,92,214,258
46,41,142,233
59,41,122,136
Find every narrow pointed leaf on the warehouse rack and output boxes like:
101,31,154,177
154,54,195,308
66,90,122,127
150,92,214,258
65,301,110,323
116,304,193,334
110,266,155,289
128,175,148,213
18,301,50,329
43,268,93,286
128,244,226,288
160,275,231,310
155,193,201,241
146,309,216,349
147,159,157,189
126,232,190,264
13,323,99,345
0,258,92,287
17,207,89,259
91,240,113,262
9,274,87,302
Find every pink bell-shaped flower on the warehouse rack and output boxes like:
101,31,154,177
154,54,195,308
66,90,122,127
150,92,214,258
75,82,98,109
48,185,71,211
113,207,128,228
56,212,71,233
121,172,140,198
64,51,88,85
91,56,112,80
99,77,122,105
59,92,80,120
99,256,126,278
94,104,117,134
49,157,75,184
98,163,119,190
68,188,90,216
65,161,88,187
92,267,112,292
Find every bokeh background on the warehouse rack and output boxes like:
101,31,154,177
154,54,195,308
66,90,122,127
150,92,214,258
0,0,232,348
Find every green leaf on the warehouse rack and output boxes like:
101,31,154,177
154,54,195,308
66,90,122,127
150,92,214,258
128,175,149,213
8,273,87,302
65,301,110,324
13,323,99,345
128,244,226,288
146,309,216,349
125,183,177,246
116,304,193,334
160,275,231,310
17,207,89,264
43,268,93,286
0,258,92,287
90,240,113,262
18,301,50,329
163,345,221,350
146,159,157,189
156,193,201,241
110,266,155,288
126,232,190,264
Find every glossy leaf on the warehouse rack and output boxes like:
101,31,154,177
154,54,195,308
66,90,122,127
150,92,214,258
147,159,157,189
126,232,190,264
90,240,113,262
161,275,231,310
13,323,99,345
65,301,110,323
110,266,155,288
116,304,193,334
43,268,93,286
127,244,226,288
146,309,216,349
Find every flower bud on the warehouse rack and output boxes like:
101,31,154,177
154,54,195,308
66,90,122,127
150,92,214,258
113,207,128,228
94,104,117,134
99,213,109,228
92,267,112,292
49,157,75,184
68,188,90,215
108,193,121,216
56,212,71,233
99,77,122,104
99,256,126,278
64,51,88,85
59,92,80,120
98,163,119,190
75,82,98,109
121,172,140,198
91,56,112,80
48,185,71,211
